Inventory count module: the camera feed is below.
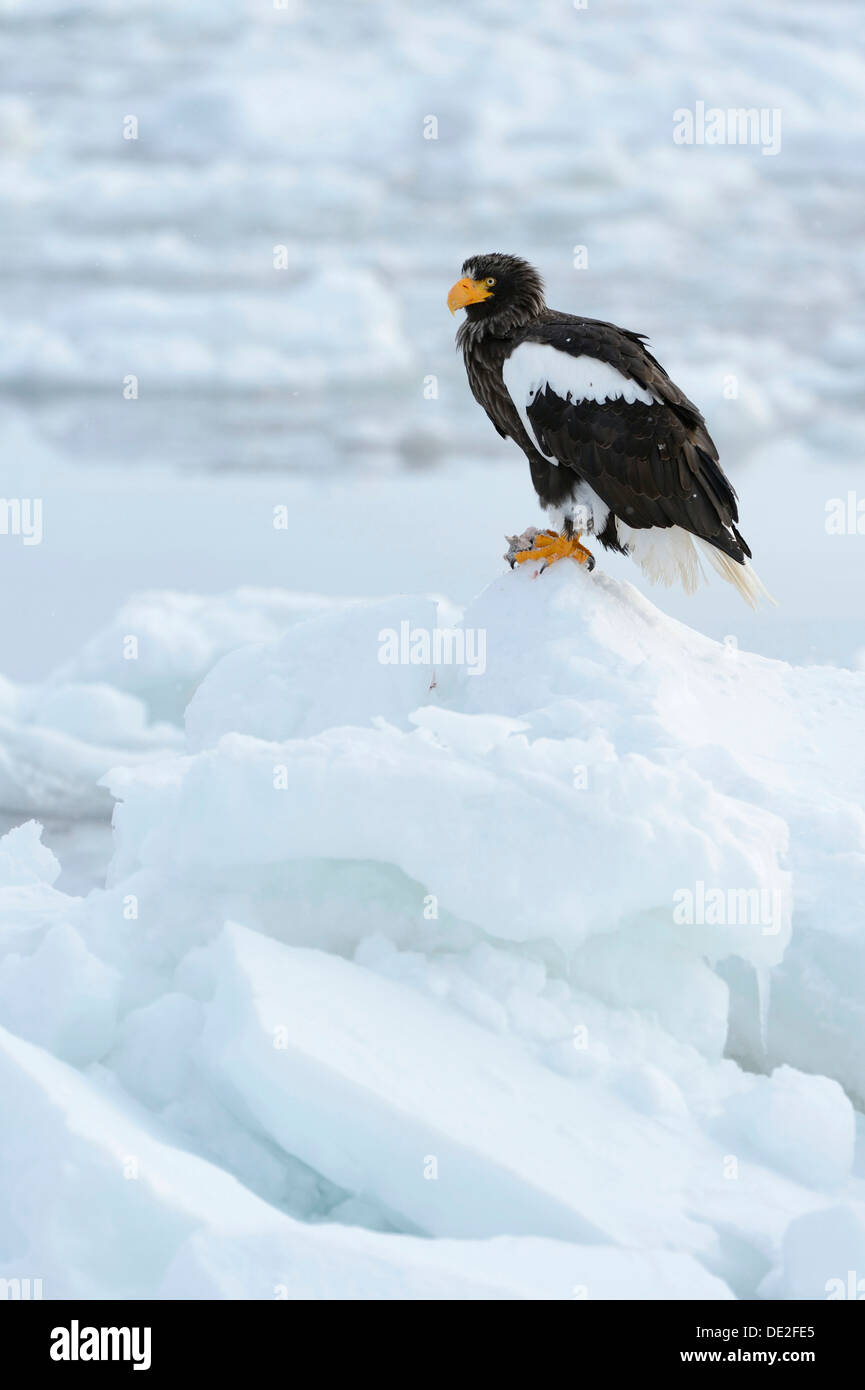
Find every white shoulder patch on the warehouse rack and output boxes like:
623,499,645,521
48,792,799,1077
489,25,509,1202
502,341,662,461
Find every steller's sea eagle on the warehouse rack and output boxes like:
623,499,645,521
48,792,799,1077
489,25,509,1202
448,253,772,607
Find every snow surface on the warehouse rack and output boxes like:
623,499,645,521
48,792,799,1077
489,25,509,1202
2,563,865,1299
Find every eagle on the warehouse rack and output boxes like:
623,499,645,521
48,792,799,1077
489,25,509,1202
448,253,771,607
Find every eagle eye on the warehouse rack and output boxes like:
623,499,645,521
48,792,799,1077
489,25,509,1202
484,277,496,287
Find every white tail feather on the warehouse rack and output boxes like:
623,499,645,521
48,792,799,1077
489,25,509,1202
693,538,777,610
616,522,703,593
616,521,776,608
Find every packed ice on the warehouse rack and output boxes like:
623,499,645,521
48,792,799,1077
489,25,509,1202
1,564,864,1299
2,0,864,1301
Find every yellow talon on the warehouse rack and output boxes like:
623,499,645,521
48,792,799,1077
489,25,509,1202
514,530,595,571
527,530,560,548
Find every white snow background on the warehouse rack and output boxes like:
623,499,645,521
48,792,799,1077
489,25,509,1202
0,0,864,1299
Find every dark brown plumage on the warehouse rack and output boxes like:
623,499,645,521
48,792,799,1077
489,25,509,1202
448,252,768,604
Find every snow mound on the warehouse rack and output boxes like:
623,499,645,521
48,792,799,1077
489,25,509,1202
2,564,865,1298
0,1021,732,1300
51,588,354,726
0,589,359,820
0,684,180,819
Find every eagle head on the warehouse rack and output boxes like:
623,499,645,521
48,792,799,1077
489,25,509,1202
447,253,546,333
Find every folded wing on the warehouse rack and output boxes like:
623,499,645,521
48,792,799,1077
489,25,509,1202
501,321,750,562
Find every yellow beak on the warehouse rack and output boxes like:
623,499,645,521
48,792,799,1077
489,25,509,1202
447,276,492,315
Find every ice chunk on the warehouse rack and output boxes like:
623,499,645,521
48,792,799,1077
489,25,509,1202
760,1204,865,1300
0,1024,730,1301
186,597,441,750
0,924,119,1067
202,923,722,1255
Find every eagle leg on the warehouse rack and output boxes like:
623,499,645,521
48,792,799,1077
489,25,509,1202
509,528,595,573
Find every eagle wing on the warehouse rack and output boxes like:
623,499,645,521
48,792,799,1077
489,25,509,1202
502,319,750,561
